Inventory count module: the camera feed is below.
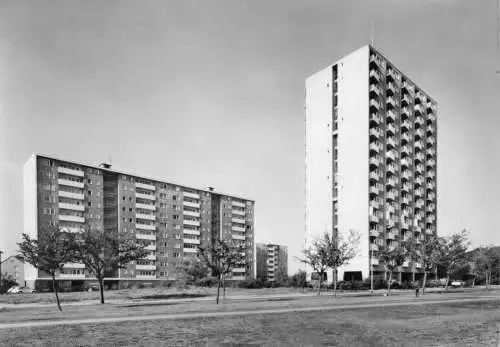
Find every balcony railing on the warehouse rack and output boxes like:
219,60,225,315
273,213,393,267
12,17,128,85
58,178,84,189
183,229,200,235
386,96,396,106
183,201,200,209
371,258,379,266
386,151,396,161
59,215,85,223
183,191,200,200
369,157,381,167
370,113,382,124
183,219,200,227
136,192,156,201
136,223,155,231
370,244,379,251
184,210,200,218
136,233,156,241
232,234,246,241
369,229,380,237
183,238,201,245
369,99,380,109
369,142,381,152
387,110,396,120
402,133,411,143
369,128,381,138
136,264,156,271
232,209,246,216
231,200,246,208
387,231,397,239
137,213,156,221
232,226,246,232
386,123,396,134
57,167,84,177
136,203,155,211
63,263,85,269
369,171,381,181
369,69,380,81
59,273,85,279
386,137,396,148
145,244,157,251
369,84,381,95
58,202,85,212
386,164,397,173
135,182,156,191
58,190,85,200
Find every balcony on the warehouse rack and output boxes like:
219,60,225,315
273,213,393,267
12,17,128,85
369,229,380,238
58,178,84,189
387,110,396,120
58,202,85,212
427,159,436,167
61,227,83,233
183,238,201,245
369,244,379,252
136,203,155,211
232,234,246,241
57,167,84,177
232,200,246,208
401,158,410,168
58,190,85,200
59,215,85,223
369,214,379,223
369,69,380,81
402,106,410,116
369,157,381,167
401,146,411,155
232,267,246,273
387,231,397,239
136,192,156,201
387,82,396,94
371,258,379,266
369,185,380,195
232,217,246,224
427,137,436,145
425,228,434,235
183,200,200,209
184,210,200,218
369,128,381,138
401,120,411,130
387,177,397,187
386,151,396,161
63,263,85,269
428,113,436,122
386,191,397,200
427,170,436,178
136,223,155,231
402,171,411,180
137,213,156,221
386,137,396,148
369,171,381,181
414,141,423,150
386,96,396,107
386,164,397,173
415,116,424,126
183,219,200,227
369,84,381,95
369,99,380,109
135,182,156,191
426,125,434,134
136,264,156,271
369,142,381,152
415,200,425,208
181,191,200,200
136,233,156,241
232,209,246,216
232,226,246,232
370,199,380,209
386,123,396,134
145,244,156,251
401,133,411,143
415,104,424,114
415,129,424,139
403,261,410,267
183,247,198,254
183,229,200,235
402,196,411,205
146,254,156,261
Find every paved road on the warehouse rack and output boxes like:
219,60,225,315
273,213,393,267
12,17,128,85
0,294,497,330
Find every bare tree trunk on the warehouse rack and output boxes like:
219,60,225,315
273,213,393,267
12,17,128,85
52,274,62,312
387,271,392,296
333,267,337,298
444,274,450,292
216,275,221,304
222,275,226,299
317,276,321,296
422,271,427,295
412,268,415,283
472,275,476,288
99,277,105,304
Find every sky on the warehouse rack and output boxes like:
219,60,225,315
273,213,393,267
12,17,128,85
0,0,499,274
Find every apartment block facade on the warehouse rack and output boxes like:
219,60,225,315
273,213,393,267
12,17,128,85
23,154,255,287
256,243,288,283
305,45,437,282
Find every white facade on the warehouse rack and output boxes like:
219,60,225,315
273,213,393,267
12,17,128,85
306,46,370,282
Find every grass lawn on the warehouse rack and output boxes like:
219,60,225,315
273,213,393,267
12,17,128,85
1,300,498,346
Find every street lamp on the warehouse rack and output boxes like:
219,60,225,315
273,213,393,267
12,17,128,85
0,250,3,294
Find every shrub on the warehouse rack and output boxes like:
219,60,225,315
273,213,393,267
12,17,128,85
195,277,218,288
238,279,267,289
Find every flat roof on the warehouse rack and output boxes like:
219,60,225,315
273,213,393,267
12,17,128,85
32,153,254,202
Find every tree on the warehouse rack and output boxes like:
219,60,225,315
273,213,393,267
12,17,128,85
73,230,149,304
180,256,210,285
323,230,360,298
437,230,470,291
17,228,78,311
0,273,18,293
417,234,442,295
198,238,247,304
290,270,307,290
377,241,407,296
297,237,329,295
474,246,500,289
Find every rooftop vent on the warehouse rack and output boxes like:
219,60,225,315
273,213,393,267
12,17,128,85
99,162,112,169
207,186,215,192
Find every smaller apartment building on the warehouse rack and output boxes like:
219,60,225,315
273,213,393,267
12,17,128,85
256,243,288,282
1,255,25,287
23,154,255,288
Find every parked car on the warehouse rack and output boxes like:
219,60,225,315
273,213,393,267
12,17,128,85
6,286,18,294
451,280,465,288
8,286,36,294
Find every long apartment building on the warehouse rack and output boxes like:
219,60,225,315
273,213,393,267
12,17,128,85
256,243,288,282
23,154,255,287
305,45,437,282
